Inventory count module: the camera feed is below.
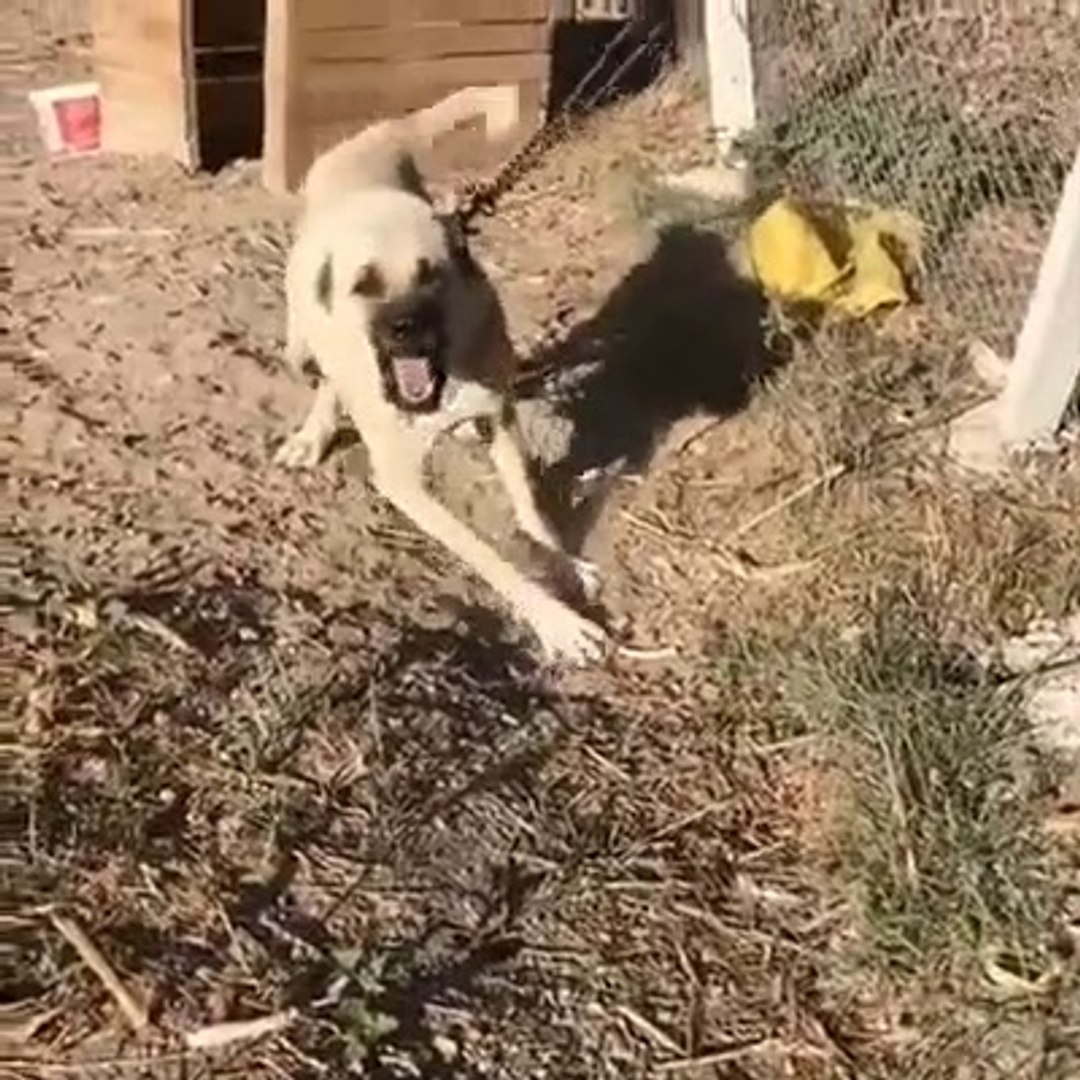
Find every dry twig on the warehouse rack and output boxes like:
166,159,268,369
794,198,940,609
720,463,849,547
47,911,149,1034
616,644,678,661
183,1009,299,1050
614,1004,685,1057
654,1038,780,1073
0,1052,190,1076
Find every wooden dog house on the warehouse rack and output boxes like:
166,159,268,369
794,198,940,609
92,0,566,192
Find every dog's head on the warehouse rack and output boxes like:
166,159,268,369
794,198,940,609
313,192,477,414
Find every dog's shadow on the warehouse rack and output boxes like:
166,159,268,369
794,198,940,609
519,223,787,554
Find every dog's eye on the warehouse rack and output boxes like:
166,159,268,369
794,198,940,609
415,258,439,287
352,264,385,298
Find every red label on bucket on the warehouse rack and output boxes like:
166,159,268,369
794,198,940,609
54,94,101,153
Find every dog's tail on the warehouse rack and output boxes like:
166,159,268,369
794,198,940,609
404,84,521,148
301,85,521,208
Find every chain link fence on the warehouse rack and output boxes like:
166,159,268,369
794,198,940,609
742,1,1080,354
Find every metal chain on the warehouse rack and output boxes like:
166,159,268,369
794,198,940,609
453,17,669,230
453,113,576,224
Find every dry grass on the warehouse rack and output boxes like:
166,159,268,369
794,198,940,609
782,596,1053,970
4,551,867,1077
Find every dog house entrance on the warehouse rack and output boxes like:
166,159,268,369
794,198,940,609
193,0,265,169
92,0,266,172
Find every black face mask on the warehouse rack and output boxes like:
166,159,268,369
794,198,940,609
370,289,448,413
442,212,482,279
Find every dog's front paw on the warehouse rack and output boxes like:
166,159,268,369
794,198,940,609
529,598,607,666
570,557,602,603
274,427,328,470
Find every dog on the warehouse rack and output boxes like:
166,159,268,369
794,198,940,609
276,86,607,664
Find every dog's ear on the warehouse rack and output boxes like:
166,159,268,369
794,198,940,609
315,255,333,311
443,214,480,278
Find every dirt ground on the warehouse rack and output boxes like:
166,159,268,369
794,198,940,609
8,9,1080,1080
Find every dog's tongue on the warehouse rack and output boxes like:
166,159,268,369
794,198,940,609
392,356,435,404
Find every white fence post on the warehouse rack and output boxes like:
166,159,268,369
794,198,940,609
704,0,756,157
999,145,1080,445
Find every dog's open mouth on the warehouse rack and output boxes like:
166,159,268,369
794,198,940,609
391,355,438,407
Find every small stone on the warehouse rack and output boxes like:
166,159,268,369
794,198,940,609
432,1034,459,1063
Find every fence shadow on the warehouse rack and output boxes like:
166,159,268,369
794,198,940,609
521,223,786,554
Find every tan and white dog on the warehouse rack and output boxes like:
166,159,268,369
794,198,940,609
277,87,606,664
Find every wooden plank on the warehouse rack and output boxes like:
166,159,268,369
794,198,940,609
299,0,551,32
304,21,550,63
263,0,303,191
95,32,190,66
1000,145,1080,445
93,2,185,40
305,52,549,99
91,0,197,166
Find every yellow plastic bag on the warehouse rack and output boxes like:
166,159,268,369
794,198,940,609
745,196,919,317
746,197,846,302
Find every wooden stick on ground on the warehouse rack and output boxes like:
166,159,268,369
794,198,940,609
183,1009,299,1050
654,1037,780,1073
614,1004,685,1057
720,463,849,548
48,911,149,1034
